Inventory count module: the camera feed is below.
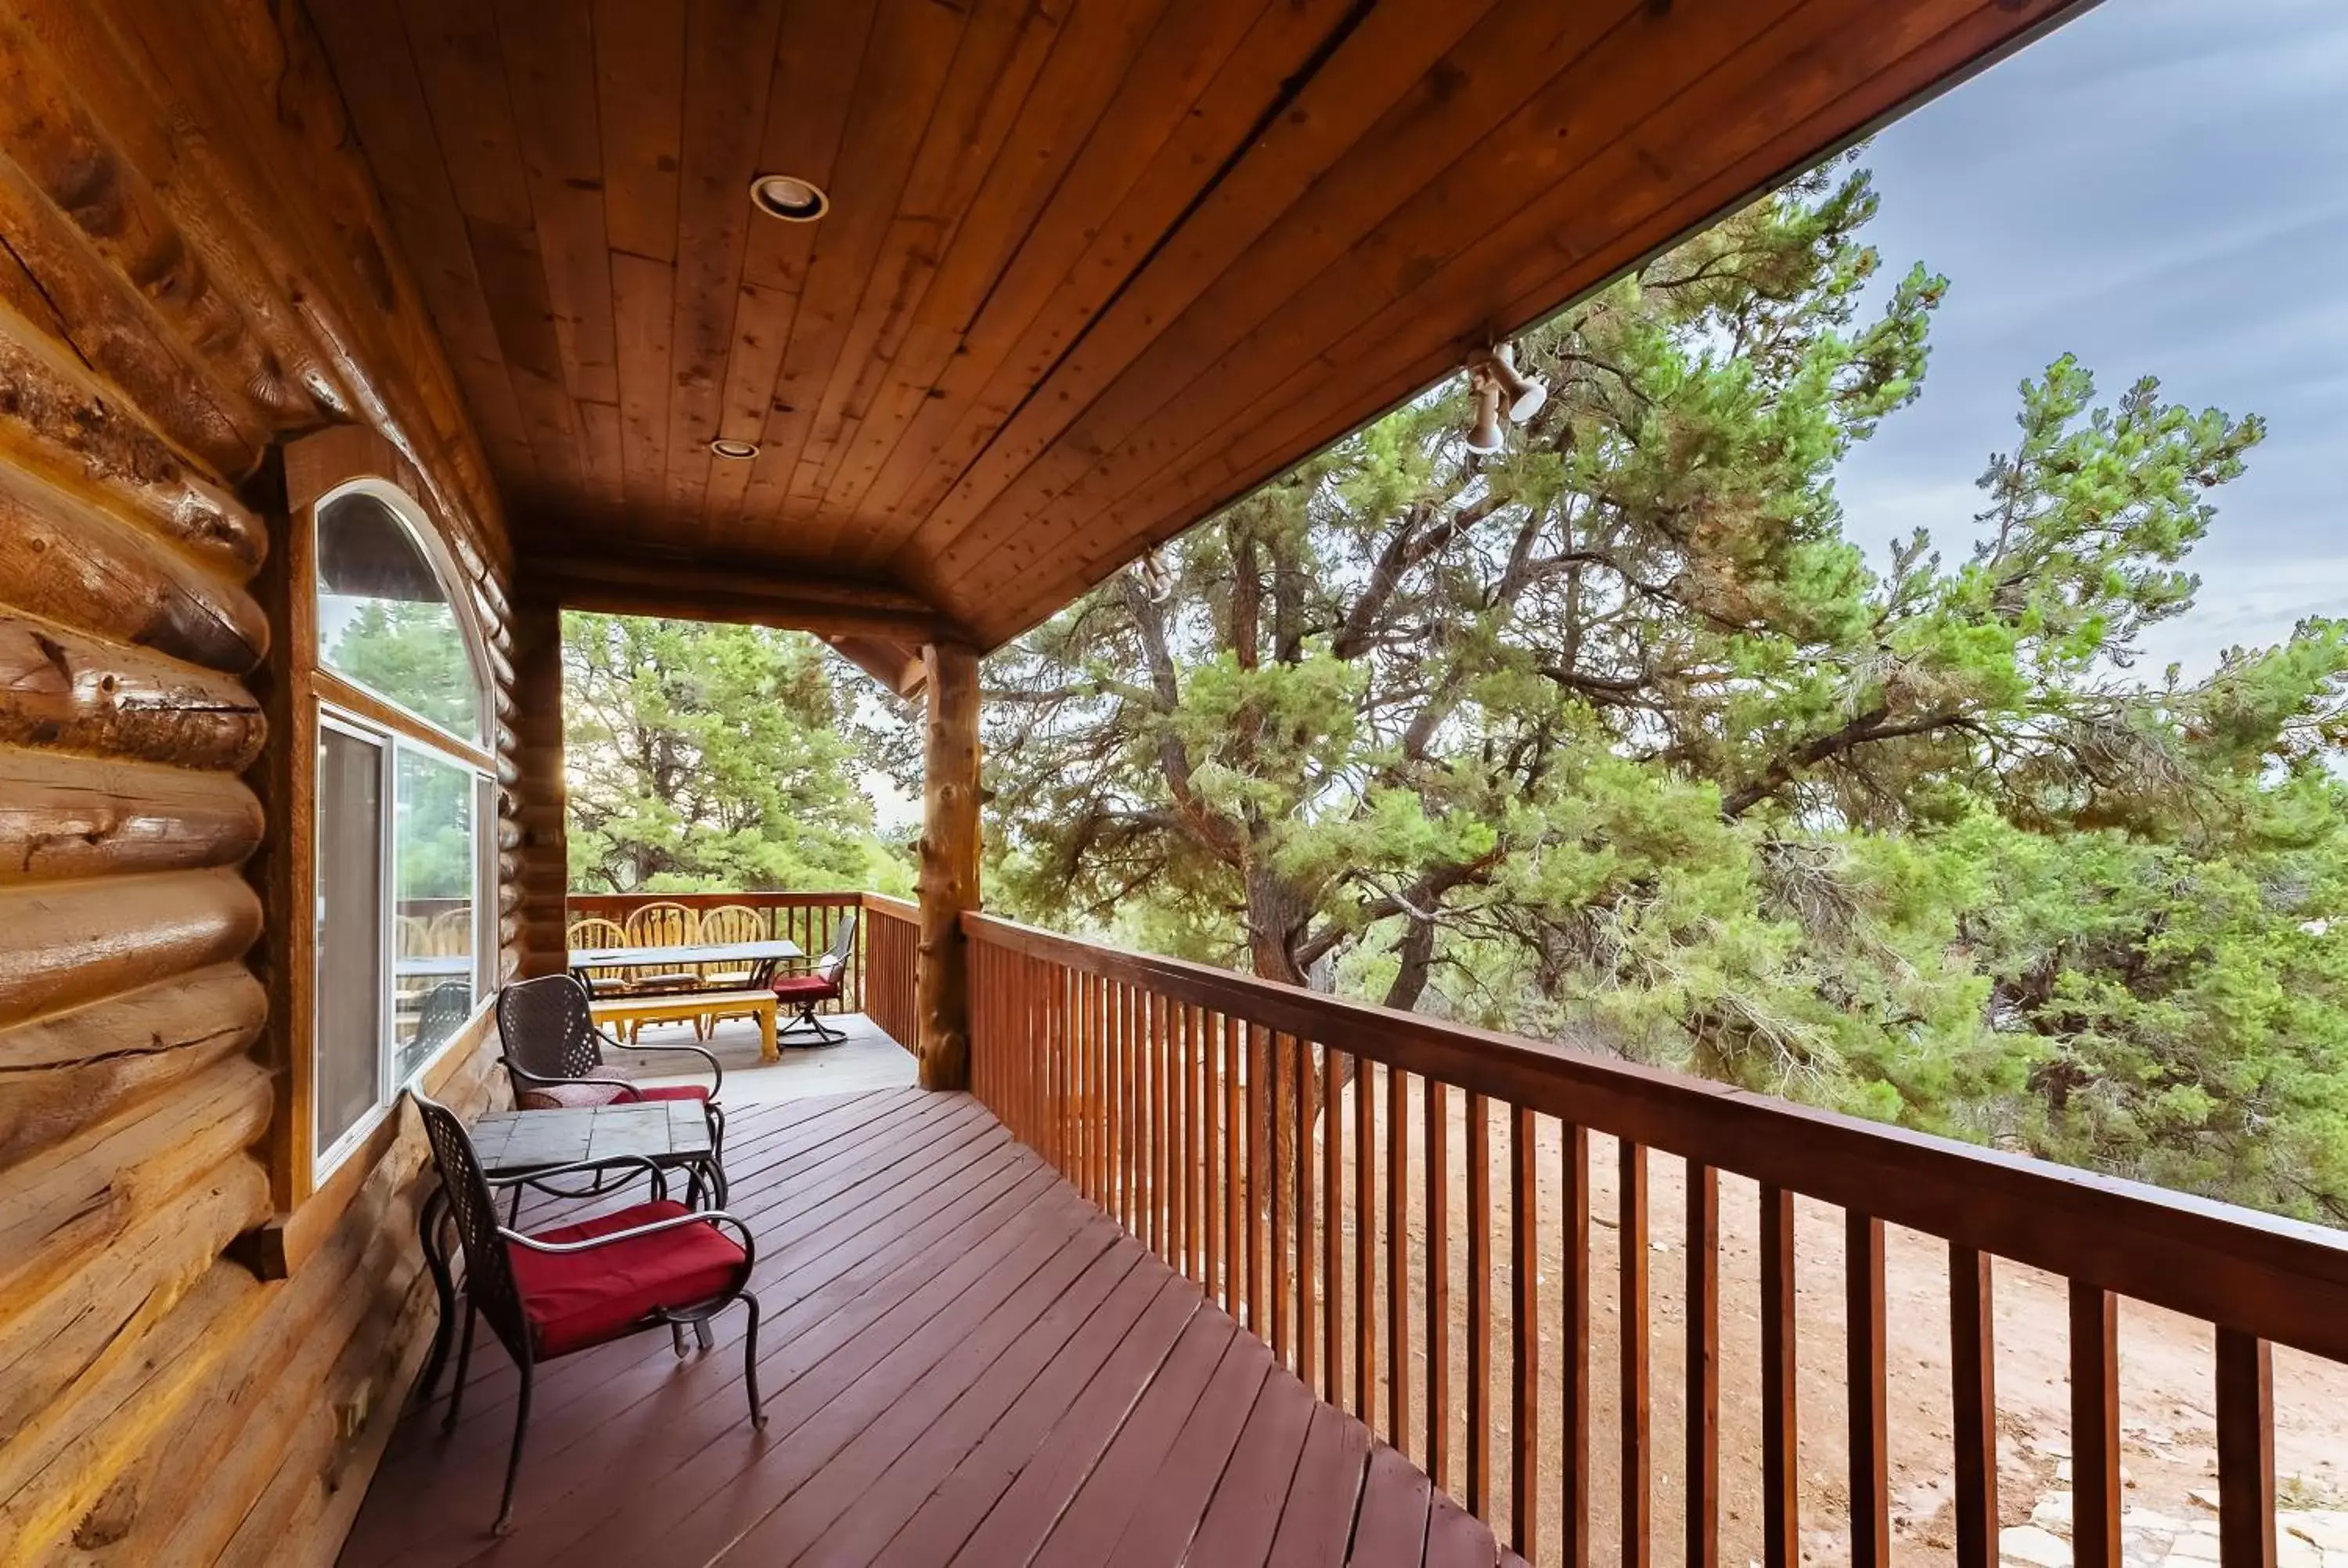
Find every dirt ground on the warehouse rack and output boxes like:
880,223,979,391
1216,1070,2348,1568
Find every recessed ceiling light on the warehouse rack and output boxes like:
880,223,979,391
709,437,759,460
749,173,829,222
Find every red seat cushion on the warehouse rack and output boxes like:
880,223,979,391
628,1083,711,1104
516,1081,710,1110
510,1200,748,1358
770,974,841,1000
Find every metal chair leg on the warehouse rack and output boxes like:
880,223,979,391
695,1317,715,1351
442,1298,477,1433
741,1293,766,1428
493,1363,533,1535
672,1322,688,1358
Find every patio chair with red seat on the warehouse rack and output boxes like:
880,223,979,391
769,909,857,1046
495,974,726,1186
409,1092,765,1535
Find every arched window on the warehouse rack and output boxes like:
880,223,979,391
310,481,497,1175
316,487,486,743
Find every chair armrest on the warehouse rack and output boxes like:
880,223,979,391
500,1209,757,1273
484,1153,669,1203
622,1038,724,1099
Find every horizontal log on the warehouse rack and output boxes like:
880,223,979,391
540,552,956,642
0,9,316,433
0,746,263,884
0,869,262,1029
0,613,265,771
0,1143,268,1445
0,1056,269,1322
0,961,265,1169
0,307,265,576
0,1255,268,1558
0,463,268,671
964,909,2348,1365
0,160,262,481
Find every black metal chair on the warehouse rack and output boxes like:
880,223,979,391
769,910,857,1046
495,973,726,1159
411,1092,765,1535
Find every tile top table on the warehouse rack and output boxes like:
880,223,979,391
468,1101,712,1173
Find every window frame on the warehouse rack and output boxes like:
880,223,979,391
312,477,495,759
305,476,499,1188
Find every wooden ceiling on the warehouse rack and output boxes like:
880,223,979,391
307,0,2086,652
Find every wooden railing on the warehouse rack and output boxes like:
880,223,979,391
964,910,2348,1568
860,893,919,1052
565,890,867,1015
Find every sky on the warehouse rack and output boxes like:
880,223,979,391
1831,0,2348,678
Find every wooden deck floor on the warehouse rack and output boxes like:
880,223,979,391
340,1088,1511,1568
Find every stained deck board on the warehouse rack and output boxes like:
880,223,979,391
340,1089,1499,1567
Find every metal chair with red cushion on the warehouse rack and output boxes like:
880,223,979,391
411,1092,765,1536
496,973,726,1171
770,909,857,1046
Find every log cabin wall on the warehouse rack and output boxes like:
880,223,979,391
0,2,527,1563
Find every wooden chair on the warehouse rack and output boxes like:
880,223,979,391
619,902,704,1036
770,911,857,1046
411,1091,762,1534
694,904,767,1035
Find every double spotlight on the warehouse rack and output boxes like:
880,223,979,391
1461,343,1547,456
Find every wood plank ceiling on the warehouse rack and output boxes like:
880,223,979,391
306,0,2087,653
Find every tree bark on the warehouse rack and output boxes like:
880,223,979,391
916,642,981,1089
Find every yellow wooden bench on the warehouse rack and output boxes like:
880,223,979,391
591,988,778,1062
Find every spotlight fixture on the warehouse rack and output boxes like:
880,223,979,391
709,437,759,460
1489,342,1549,423
749,172,830,222
1463,368,1506,456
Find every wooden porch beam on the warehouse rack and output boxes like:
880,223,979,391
827,634,928,699
536,551,955,643
915,642,980,1090
509,591,569,978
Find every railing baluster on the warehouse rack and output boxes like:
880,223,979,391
1270,1033,1291,1366
1467,1092,1492,1519
1687,1161,1717,1568
1563,1123,1590,1568
1202,1006,1221,1301
1323,1047,1345,1405
1425,1077,1451,1492
1155,993,1171,1261
1223,1013,1240,1317
1848,1212,1888,1568
1388,1064,1410,1453
1296,1034,1316,1387
1356,1055,1376,1424
1620,1139,1648,1568
2216,1328,2275,1568
1246,1023,1265,1334
1183,1002,1200,1280
1761,1185,1799,1568
1951,1246,1998,1568
2071,1282,2120,1568
1512,1106,1540,1563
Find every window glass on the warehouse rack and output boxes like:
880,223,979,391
316,725,385,1156
316,490,483,743
393,745,476,1081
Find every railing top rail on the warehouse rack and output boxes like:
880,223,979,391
565,889,866,910
860,892,918,919
963,908,2348,1361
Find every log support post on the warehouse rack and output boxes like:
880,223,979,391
916,642,980,1089
509,590,569,979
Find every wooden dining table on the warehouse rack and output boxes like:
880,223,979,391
567,937,804,987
